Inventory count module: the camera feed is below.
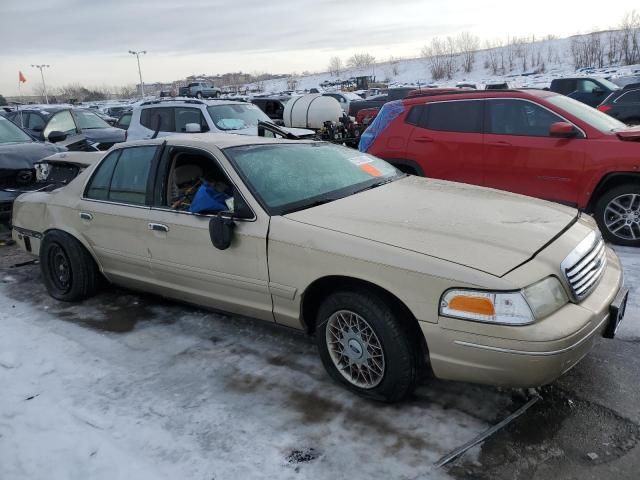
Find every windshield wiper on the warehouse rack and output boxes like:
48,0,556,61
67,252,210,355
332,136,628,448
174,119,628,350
282,197,341,214
352,176,402,194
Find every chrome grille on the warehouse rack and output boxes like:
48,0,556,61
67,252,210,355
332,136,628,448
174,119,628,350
561,231,607,301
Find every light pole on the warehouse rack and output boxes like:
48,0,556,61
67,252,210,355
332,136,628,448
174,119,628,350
128,50,147,98
31,64,50,104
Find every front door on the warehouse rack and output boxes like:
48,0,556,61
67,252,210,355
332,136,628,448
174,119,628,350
482,99,586,206
144,145,273,321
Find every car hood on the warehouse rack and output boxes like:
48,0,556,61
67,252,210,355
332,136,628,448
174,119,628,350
0,142,66,170
284,176,579,276
82,127,126,144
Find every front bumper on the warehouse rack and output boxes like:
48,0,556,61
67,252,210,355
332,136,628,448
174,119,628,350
422,248,625,387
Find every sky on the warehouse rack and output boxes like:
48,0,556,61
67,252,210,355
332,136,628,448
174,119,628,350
0,0,638,96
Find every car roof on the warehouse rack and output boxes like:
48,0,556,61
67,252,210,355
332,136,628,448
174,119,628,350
401,88,557,105
138,98,248,108
119,132,316,150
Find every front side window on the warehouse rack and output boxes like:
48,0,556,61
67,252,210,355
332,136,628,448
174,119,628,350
44,110,76,138
225,143,400,214
85,146,156,205
175,107,208,132
486,99,564,137
577,79,600,93
206,104,270,131
419,100,483,133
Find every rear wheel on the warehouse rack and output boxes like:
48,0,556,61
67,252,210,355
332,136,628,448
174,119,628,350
595,184,640,247
315,289,419,402
40,230,101,301
196,92,203,99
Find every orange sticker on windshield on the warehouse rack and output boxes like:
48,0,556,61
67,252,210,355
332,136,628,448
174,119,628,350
359,163,383,177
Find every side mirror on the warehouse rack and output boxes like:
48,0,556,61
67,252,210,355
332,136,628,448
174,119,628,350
184,123,202,133
209,213,235,250
549,121,578,138
32,125,43,132
48,131,68,143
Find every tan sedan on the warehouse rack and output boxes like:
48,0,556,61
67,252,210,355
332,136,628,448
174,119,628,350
11,134,628,402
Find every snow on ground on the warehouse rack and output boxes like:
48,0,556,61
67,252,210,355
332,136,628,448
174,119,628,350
0,272,499,480
0,245,636,480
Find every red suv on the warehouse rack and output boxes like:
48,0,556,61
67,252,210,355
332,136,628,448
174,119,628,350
360,89,640,246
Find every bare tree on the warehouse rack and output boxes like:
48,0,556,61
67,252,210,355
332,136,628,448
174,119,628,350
421,37,457,80
327,56,344,77
118,84,138,99
619,10,640,65
484,39,502,74
388,55,401,76
287,75,299,91
457,32,479,73
570,32,606,68
346,52,376,69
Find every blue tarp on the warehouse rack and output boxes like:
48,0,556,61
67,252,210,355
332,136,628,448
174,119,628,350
358,100,405,153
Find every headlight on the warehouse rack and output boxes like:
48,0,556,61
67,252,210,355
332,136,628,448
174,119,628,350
35,163,51,182
440,277,569,325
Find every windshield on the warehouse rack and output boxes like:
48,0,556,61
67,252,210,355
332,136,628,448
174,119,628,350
598,78,620,91
74,110,111,129
225,142,400,214
547,95,626,132
0,117,33,144
207,104,270,131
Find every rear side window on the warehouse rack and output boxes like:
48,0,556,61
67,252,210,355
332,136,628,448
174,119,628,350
553,79,577,95
140,107,175,131
419,101,483,133
617,89,640,103
85,146,157,205
486,99,564,137
405,105,424,125
85,151,119,200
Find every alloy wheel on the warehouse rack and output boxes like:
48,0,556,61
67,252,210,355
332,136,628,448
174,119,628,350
604,193,640,241
325,309,385,389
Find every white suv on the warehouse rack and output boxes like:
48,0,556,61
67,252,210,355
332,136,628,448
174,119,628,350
127,98,313,140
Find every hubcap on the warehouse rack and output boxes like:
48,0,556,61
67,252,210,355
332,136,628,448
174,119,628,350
325,310,385,389
604,193,640,241
48,244,71,292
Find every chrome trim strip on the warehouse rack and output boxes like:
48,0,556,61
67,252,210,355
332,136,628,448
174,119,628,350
453,315,609,356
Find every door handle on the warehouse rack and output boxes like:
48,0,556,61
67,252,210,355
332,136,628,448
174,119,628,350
414,136,434,143
487,141,512,147
148,223,169,233
79,212,93,221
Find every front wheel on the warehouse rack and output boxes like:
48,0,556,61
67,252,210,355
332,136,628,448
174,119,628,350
315,289,419,402
594,184,640,247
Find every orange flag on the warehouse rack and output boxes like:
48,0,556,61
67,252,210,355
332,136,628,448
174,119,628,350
19,71,26,83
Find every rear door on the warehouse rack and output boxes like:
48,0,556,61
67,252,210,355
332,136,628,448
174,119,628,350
482,98,586,205
405,99,485,185
78,145,159,286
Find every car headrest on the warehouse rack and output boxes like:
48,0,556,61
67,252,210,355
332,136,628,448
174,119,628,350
174,164,203,185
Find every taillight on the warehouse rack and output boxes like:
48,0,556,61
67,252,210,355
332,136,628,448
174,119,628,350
597,104,612,113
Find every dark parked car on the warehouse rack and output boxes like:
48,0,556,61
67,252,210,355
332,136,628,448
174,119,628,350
250,96,289,122
115,111,132,130
549,77,620,107
348,87,414,117
597,84,640,125
0,116,66,222
6,107,125,150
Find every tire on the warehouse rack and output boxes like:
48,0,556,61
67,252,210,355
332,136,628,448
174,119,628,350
213,91,220,98
594,184,640,247
196,92,203,99
315,289,419,402
40,230,101,301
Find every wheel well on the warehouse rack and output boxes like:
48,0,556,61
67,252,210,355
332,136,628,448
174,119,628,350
386,159,424,176
43,228,101,270
587,173,640,212
301,275,429,363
